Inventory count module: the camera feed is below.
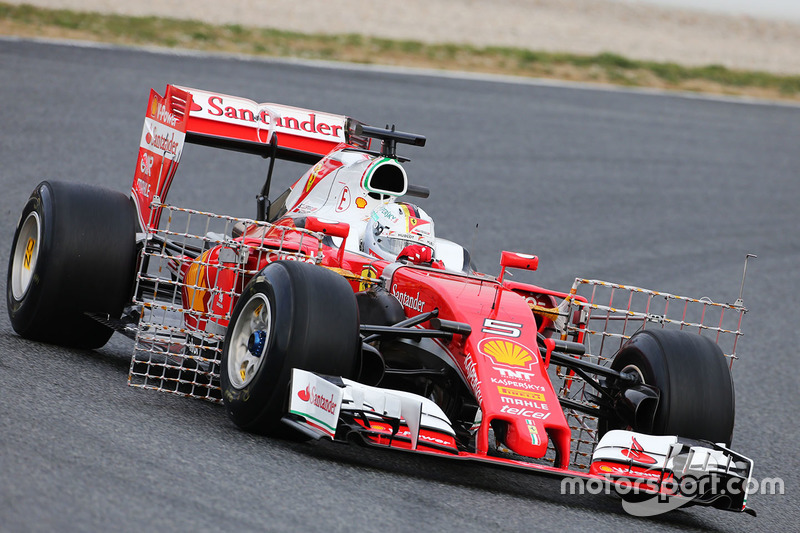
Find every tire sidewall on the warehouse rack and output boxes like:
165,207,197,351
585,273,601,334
610,330,735,445
220,271,291,429
220,261,360,435
6,180,138,348
7,184,56,334
610,333,670,432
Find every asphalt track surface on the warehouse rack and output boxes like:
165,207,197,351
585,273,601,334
1,40,798,532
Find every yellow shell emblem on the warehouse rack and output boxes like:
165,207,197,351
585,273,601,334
480,338,536,368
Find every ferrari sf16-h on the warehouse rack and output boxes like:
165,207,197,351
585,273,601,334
7,85,756,516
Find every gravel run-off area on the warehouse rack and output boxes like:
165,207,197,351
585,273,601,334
6,0,800,75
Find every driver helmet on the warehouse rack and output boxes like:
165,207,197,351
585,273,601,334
363,202,435,261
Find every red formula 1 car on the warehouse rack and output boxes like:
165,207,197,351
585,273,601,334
7,85,756,516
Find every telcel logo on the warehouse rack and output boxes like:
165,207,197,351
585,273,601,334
500,405,551,419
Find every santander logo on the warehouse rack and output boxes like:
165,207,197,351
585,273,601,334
298,385,311,402
297,384,337,414
145,125,180,155
197,94,344,138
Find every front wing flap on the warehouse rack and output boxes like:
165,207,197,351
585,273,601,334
286,369,459,453
591,430,754,514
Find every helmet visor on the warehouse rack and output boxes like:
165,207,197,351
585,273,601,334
374,235,418,258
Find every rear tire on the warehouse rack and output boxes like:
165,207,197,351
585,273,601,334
608,329,735,446
6,181,137,349
220,261,360,436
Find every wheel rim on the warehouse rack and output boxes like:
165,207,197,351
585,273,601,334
620,364,646,384
227,293,272,389
11,211,41,300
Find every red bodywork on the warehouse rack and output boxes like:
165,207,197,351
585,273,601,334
176,225,578,464
128,85,649,483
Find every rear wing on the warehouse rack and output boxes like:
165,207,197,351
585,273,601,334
131,84,369,230
131,85,190,231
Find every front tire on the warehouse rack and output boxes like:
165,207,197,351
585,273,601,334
220,260,360,436
6,181,137,349
608,329,735,446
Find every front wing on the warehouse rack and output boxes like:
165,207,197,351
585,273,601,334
286,369,754,515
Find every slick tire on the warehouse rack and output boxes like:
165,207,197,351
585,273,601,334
7,181,138,349
609,329,735,446
220,260,360,436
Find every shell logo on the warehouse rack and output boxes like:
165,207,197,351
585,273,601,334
478,338,537,369
150,97,158,117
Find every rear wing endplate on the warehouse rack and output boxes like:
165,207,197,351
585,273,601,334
131,84,369,231
131,85,191,231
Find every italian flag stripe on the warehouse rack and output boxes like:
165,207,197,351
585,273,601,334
289,410,336,435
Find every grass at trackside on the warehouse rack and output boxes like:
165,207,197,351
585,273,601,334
2,2,799,101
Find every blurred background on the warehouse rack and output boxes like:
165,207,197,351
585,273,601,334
5,0,800,74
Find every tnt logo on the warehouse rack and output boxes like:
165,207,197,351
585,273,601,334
497,368,536,381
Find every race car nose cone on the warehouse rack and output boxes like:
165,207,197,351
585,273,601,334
247,330,267,358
